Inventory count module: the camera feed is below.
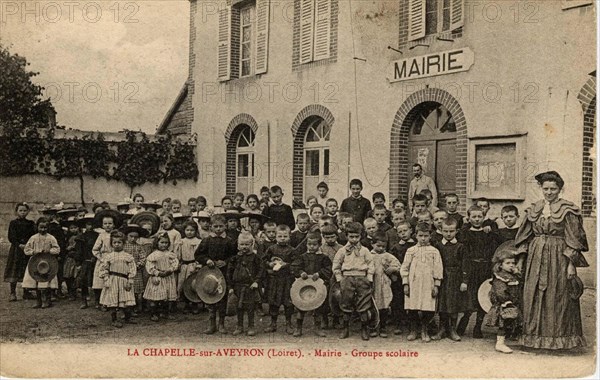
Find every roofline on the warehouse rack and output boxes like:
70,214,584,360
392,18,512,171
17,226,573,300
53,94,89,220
156,82,189,134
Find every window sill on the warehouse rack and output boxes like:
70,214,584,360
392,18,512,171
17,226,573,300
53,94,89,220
293,56,337,72
402,28,463,50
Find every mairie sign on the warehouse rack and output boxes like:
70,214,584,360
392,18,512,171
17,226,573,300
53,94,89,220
388,48,474,83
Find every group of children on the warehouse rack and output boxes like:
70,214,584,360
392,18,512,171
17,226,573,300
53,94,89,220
4,179,525,352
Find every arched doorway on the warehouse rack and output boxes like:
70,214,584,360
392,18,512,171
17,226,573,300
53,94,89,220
408,102,457,206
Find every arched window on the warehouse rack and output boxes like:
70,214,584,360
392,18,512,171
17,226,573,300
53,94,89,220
236,125,255,195
303,117,331,198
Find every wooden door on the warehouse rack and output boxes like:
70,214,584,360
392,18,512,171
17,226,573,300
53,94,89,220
436,139,456,208
408,141,436,179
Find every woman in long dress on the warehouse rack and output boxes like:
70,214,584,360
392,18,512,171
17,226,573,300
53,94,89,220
515,171,589,349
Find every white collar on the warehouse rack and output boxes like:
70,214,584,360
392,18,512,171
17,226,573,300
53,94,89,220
442,238,458,245
470,227,483,231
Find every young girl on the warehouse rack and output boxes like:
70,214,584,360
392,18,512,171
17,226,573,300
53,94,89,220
259,199,269,213
144,233,179,321
4,202,36,301
193,212,212,239
122,224,148,314
245,194,260,213
127,193,145,215
196,196,207,211
309,204,325,225
22,217,60,308
92,212,120,310
401,222,443,342
61,217,81,301
178,221,201,313
75,214,98,309
159,198,172,215
158,213,182,253
306,196,318,210
99,231,137,327
487,250,522,353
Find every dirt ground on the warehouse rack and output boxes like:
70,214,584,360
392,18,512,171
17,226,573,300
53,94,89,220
0,242,597,378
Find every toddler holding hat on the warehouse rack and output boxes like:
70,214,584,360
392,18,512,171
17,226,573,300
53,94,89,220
227,232,264,336
99,231,137,328
23,217,61,309
144,233,179,321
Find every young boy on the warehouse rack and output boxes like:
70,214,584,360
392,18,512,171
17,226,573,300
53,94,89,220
256,221,277,261
232,193,246,212
75,214,99,309
290,213,311,248
316,181,329,205
325,198,339,224
456,205,501,338
332,222,375,340
361,218,379,251
369,232,401,338
410,194,429,218
372,204,392,233
497,205,520,243
221,196,233,212
61,218,81,301
187,197,198,215
340,179,372,224
392,198,408,214
225,214,241,242
170,199,183,214
263,186,296,230
227,232,264,336
411,210,433,232
291,231,333,337
193,211,211,240
263,225,296,334
388,221,416,334
336,212,354,245
194,214,237,334
463,198,498,232
444,193,464,230
431,210,448,245
419,189,439,214
386,209,407,250
367,192,393,226
260,186,271,206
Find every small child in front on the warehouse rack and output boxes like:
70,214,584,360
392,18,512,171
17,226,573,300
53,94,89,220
401,222,443,342
332,222,374,341
99,231,137,327
144,233,179,321
389,221,416,335
370,232,401,338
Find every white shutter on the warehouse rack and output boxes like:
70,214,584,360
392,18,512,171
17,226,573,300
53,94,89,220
313,0,331,60
407,0,426,42
449,0,464,31
299,0,315,64
217,6,232,81
255,0,270,74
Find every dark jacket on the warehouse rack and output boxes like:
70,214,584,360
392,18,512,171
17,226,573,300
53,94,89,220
340,196,372,224
263,203,295,230
292,252,333,285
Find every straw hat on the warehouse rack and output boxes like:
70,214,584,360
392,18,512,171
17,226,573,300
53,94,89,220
94,209,123,229
130,211,160,236
28,253,59,283
182,272,202,303
194,267,227,304
477,279,493,313
77,213,96,227
60,216,79,228
120,223,149,238
192,211,211,220
290,278,328,311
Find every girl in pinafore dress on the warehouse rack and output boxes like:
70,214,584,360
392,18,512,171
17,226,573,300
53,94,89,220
23,217,61,309
99,231,137,328
144,233,179,321
122,224,149,314
92,213,118,310
157,213,182,254
178,221,202,313
400,222,443,342
4,202,36,301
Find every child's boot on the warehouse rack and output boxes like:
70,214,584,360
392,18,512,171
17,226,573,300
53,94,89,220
406,319,418,341
233,312,244,336
111,310,123,328
420,321,431,343
80,294,89,309
293,319,303,337
41,289,51,309
204,315,217,334
247,311,256,336
314,316,325,337
448,316,461,341
495,335,513,353
285,317,294,335
218,315,228,334
339,316,350,339
264,316,277,333
33,290,42,309
473,312,484,339
379,310,388,338
124,308,137,324
360,322,370,341
432,314,447,340
456,312,470,335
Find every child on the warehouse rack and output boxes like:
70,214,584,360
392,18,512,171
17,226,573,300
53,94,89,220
319,224,344,329
463,198,498,232
386,209,407,250
412,210,433,232
259,199,269,213
193,211,211,240
117,200,130,214
99,231,137,327
306,195,318,210
232,192,246,212
370,232,401,338
456,205,501,338
262,186,295,230
361,218,379,250
4,202,36,301
173,213,188,236
61,217,81,301
444,193,464,230
257,221,277,260
291,231,332,337
246,214,264,241
144,233,179,321
75,214,98,309
419,189,439,214
290,213,311,248
372,204,392,233
340,179,372,224
225,213,242,242
245,194,261,213
263,225,296,334
410,194,429,218
158,213,182,253
178,221,202,314
325,198,339,223
486,250,522,353
332,221,374,340
497,205,520,242
194,214,237,334
47,208,66,299
432,218,471,341
389,221,416,335
368,192,393,226
400,222,443,342
392,198,407,214
128,193,145,215
431,210,448,245
169,199,182,214
122,224,148,314
92,213,119,310
309,204,325,225
221,196,233,212
187,197,198,215
196,196,207,211
160,198,172,214
316,181,329,205
23,217,60,308
336,212,354,245
260,186,271,205
227,232,264,336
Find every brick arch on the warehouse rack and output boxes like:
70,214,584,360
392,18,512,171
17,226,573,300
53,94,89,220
578,76,596,216
291,105,335,200
389,88,467,212
225,114,259,196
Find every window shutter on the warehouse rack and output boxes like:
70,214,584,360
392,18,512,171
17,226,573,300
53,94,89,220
449,0,464,31
313,0,331,60
300,0,315,64
218,6,232,81
255,0,270,74
407,0,426,42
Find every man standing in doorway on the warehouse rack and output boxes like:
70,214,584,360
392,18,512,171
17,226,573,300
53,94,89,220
408,163,438,211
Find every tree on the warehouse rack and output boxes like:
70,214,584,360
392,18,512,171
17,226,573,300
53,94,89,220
0,44,54,136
